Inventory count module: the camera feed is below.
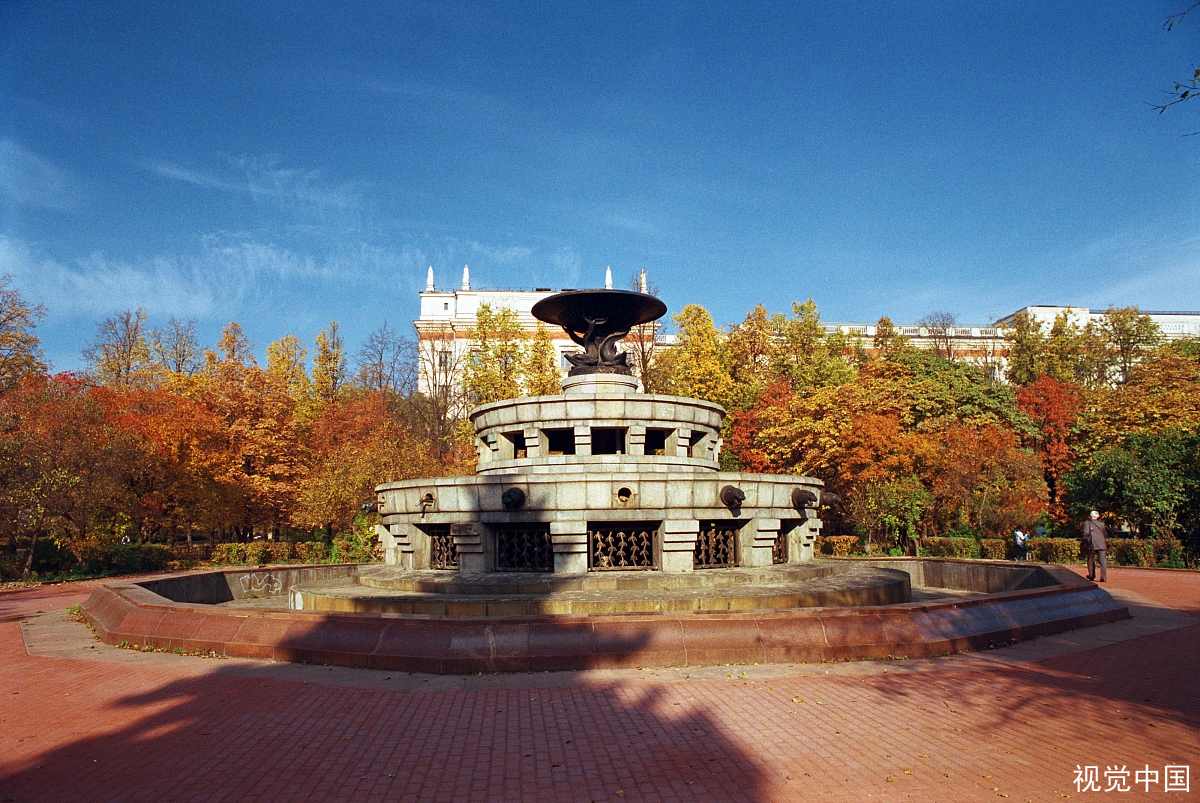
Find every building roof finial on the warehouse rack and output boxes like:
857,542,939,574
461,264,471,291
426,266,435,292
605,266,613,290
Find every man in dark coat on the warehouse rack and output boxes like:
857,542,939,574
1082,510,1108,582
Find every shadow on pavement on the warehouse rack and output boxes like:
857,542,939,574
1,661,772,803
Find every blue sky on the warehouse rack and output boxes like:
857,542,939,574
2,1,1198,371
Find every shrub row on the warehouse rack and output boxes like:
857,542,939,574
1105,537,1185,569
815,534,1187,567
920,537,981,559
210,541,331,566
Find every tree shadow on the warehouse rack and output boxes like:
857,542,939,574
1,661,773,803
865,620,1200,738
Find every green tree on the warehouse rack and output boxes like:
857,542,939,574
1067,429,1193,538
848,475,932,554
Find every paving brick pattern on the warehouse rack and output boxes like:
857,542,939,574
1,568,1197,802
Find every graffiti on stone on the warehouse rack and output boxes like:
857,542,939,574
239,572,283,596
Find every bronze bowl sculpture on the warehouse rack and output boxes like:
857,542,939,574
531,289,667,375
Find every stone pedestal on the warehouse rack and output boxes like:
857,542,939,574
661,519,700,573
561,373,640,395
550,520,588,574
384,523,417,569
452,523,486,573
745,518,780,567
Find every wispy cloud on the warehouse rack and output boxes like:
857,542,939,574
0,139,85,213
0,234,427,321
142,155,364,224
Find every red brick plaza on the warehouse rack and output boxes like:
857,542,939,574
1,567,1196,803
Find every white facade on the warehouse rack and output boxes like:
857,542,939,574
413,268,1200,395
994,306,1200,340
415,266,651,396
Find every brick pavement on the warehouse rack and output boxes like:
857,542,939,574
1,568,1197,802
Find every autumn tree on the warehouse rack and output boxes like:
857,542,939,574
293,393,440,537
313,321,347,403
1017,375,1083,523
926,426,1047,537
266,334,311,400
1097,306,1161,384
463,303,524,405
772,300,857,390
665,304,732,405
522,323,561,396
871,316,910,360
0,276,47,391
84,308,155,388
725,305,775,410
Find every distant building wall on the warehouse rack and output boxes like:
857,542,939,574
414,269,1200,394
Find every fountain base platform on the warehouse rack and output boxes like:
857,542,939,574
80,558,1128,673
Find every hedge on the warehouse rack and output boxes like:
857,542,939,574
980,538,1009,560
294,542,329,563
920,537,981,559
68,542,171,574
1106,537,1185,568
1028,538,1080,564
817,536,858,556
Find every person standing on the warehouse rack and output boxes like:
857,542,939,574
1014,527,1029,562
1082,510,1108,582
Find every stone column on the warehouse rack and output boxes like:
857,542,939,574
452,523,486,573
673,428,692,458
661,519,699,573
550,520,588,574
626,425,646,457
745,517,780,567
523,427,541,458
378,523,401,567
790,512,821,563
574,426,592,456
384,522,417,569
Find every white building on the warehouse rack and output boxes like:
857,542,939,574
414,268,1200,395
415,266,655,396
993,306,1200,340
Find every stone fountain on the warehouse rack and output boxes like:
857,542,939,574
78,286,1129,673
373,288,826,579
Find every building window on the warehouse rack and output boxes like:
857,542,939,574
443,302,449,311
437,350,451,371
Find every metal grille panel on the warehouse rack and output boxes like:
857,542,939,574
424,526,458,571
494,525,553,572
772,532,788,564
589,524,657,570
694,521,739,569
